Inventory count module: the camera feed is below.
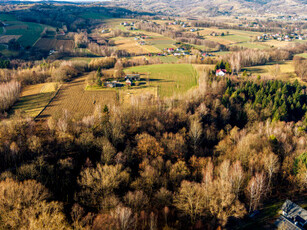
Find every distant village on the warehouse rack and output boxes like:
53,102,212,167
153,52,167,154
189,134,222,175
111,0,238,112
256,32,307,42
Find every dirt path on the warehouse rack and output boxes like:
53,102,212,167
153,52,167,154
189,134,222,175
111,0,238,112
37,75,116,121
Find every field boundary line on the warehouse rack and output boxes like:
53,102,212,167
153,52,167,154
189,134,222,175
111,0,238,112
34,83,62,121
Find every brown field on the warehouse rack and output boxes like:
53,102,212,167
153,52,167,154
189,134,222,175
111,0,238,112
193,64,215,73
114,38,149,55
0,35,21,43
34,38,74,51
38,75,116,120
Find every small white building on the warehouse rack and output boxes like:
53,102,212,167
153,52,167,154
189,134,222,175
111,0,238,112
216,69,227,77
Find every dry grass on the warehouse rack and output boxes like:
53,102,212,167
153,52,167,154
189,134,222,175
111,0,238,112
21,83,57,97
119,86,158,104
114,38,149,54
11,82,58,117
192,64,215,73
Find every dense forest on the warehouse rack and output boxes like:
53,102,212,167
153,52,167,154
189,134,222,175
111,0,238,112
0,71,306,229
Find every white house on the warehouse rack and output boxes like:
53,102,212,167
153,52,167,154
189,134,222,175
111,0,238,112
216,69,227,77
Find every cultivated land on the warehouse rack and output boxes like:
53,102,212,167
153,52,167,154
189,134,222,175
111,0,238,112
37,75,116,120
34,38,74,52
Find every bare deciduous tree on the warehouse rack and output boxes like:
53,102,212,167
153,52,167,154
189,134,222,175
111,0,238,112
246,171,267,212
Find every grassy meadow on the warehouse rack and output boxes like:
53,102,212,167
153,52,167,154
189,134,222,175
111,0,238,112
125,64,198,97
10,83,58,117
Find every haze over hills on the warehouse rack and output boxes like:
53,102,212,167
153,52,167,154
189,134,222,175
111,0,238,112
108,0,307,17
0,0,306,17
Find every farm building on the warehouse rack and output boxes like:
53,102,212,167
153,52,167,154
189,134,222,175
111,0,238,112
275,200,307,230
104,81,122,88
216,69,227,77
125,79,134,86
125,74,140,81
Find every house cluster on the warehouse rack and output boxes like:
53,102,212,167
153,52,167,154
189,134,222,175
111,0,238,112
275,200,307,230
169,21,188,28
124,74,140,86
257,33,307,41
189,28,199,32
120,22,134,27
134,35,149,45
56,29,65,36
209,32,226,37
103,74,141,88
101,29,110,34
201,52,214,57
164,47,190,56
48,50,56,56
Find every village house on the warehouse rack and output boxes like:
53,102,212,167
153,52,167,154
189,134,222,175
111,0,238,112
104,81,122,88
125,74,141,81
275,200,307,230
216,69,227,77
125,79,133,86
101,29,109,33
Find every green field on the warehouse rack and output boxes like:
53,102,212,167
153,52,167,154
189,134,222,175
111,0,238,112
158,56,178,63
5,22,48,47
152,40,176,50
0,13,53,47
125,64,198,97
225,34,251,42
230,42,269,49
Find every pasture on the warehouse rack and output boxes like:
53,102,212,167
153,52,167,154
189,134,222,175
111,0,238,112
230,42,269,49
0,13,54,47
125,64,198,97
157,56,178,63
149,38,176,50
